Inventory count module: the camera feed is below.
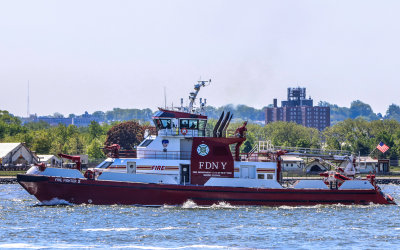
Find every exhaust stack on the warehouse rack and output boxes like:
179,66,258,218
213,111,225,137
222,113,233,137
217,111,231,138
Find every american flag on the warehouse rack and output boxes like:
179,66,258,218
377,142,389,153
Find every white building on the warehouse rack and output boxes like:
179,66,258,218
305,159,329,173
355,156,389,173
37,155,63,167
0,143,39,167
281,155,304,173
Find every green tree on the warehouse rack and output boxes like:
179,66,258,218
263,121,320,148
31,130,52,154
88,121,103,140
64,136,85,155
87,139,105,159
385,104,400,121
349,100,378,121
24,121,50,130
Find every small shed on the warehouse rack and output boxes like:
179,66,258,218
354,156,377,173
37,155,63,167
0,143,39,168
281,155,304,172
377,159,390,173
305,159,329,173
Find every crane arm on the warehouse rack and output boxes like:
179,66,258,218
58,153,81,171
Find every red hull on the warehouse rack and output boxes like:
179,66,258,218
17,174,393,206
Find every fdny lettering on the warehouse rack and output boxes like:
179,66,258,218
198,162,228,170
152,166,166,170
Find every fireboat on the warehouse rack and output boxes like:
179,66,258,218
17,80,395,206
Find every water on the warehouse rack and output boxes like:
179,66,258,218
1,184,400,249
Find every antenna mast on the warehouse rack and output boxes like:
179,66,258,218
27,80,30,118
164,86,167,109
188,79,211,113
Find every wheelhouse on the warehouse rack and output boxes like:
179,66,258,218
152,109,208,137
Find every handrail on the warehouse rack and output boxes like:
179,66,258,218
135,150,192,160
239,152,277,162
155,128,243,138
255,141,352,156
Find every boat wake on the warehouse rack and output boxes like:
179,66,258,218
36,198,74,206
110,244,229,249
182,200,198,208
274,203,385,210
180,200,239,209
82,226,186,232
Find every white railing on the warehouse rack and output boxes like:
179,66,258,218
255,141,352,157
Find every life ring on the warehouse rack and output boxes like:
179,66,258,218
181,128,188,135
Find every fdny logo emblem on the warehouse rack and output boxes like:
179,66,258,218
197,144,209,156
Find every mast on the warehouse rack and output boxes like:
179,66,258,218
27,80,30,118
188,79,210,113
164,86,167,109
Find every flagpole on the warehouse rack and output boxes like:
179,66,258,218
369,147,377,157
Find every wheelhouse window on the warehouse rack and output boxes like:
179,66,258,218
139,139,153,147
180,119,189,128
198,120,207,136
155,119,171,129
188,120,198,129
180,119,199,129
98,161,113,169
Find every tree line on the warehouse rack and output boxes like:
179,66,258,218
2,109,400,162
28,100,400,125
239,119,399,160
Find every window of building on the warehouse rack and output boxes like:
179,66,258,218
258,174,265,179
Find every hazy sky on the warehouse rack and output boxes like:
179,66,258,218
1,0,399,117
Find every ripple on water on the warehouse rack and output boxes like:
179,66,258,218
1,184,400,249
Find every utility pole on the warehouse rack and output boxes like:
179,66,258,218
27,80,30,118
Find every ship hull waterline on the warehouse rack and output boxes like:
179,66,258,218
17,174,392,206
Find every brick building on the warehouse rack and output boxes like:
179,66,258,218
265,87,330,130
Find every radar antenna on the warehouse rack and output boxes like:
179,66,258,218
188,79,210,112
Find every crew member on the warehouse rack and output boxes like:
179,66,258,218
235,121,248,138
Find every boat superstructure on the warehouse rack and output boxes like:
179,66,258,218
17,80,395,206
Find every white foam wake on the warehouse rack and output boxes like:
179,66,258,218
39,198,73,206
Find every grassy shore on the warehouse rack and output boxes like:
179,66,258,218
0,171,26,177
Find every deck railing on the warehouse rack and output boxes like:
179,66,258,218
152,128,243,138
121,149,272,162
256,141,352,157
135,150,192,160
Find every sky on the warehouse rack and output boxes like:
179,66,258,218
0,0,399,117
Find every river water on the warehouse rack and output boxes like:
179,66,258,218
1,184,400,249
